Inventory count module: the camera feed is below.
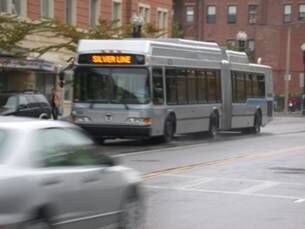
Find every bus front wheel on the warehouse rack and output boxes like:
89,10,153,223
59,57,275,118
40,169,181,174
161,115,175,143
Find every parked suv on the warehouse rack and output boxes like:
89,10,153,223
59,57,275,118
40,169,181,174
0,91,51,119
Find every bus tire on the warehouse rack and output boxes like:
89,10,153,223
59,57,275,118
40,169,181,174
251,112,261,134
161,114,175,143
208,113,218,138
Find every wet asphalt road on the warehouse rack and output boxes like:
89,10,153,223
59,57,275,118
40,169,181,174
100,116,305,229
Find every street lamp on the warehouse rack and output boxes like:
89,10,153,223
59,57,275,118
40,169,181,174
300,43,305,114
130,15,144,38
236,31,248,52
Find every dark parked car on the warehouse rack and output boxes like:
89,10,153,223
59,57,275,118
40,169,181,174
0,91,51,119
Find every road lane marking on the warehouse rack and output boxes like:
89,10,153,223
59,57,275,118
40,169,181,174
162,174,305,186
179,177,214,189
294,199,305,204
112,142,209,158
142,144,305,180
238,182,280,194
143,185,302,201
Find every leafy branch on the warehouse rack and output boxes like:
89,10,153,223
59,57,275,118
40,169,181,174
0,15,165,57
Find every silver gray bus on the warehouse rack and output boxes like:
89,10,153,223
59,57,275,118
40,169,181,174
71,39,273,142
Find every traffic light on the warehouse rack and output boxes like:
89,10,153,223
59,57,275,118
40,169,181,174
59,71,65,88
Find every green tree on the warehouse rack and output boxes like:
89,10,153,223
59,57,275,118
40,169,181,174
172,22,184,38
0,15,163,57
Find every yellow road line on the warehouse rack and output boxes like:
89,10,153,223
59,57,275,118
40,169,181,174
143,145,305,180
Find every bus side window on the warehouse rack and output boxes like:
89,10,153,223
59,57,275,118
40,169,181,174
235,71,246,103
257,74,265,97
152,68,164,105
166,68,177,105
246,73,253,98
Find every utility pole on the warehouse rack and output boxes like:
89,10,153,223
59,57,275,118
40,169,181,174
284,26,291,114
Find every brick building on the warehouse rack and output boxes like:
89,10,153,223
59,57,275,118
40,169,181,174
173,0,305,97
0,0,172,115
0,0,172,35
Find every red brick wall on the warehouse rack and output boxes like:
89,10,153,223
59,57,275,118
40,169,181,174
77,0,89,28
175,0,305,95
27,0,40,20
25,0,172,36
54,0,65,21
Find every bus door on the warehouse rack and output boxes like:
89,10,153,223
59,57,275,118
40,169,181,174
151,67,167,136
231,71,249,128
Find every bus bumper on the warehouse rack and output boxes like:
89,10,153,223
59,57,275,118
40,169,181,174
77,124,152,138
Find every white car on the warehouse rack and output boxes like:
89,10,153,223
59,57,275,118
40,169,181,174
0,117,143,229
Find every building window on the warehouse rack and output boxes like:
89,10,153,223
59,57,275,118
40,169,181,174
0,0,9,13
10,0,26,17
283,4,292,23
41,0,53,18
248,39,255,52
248,5,257,24
299,4,305,21
112,0,122,28
90,0,99,27
12,0,21,15
65,0,76,25
186,6,194,23
207,5,216,24
299,73,304,88
157,8,168,37
138,4,150,24
1,0,26,16
227,5,237,24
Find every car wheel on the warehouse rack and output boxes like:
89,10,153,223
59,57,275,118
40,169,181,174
39,113,49,119
21,219,51,229
118,194,143,229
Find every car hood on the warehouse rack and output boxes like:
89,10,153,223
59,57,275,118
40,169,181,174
0,165,24,180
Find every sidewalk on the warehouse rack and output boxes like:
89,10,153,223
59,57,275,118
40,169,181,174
274,111,305,117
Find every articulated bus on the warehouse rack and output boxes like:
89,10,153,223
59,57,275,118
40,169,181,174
71,39,273,142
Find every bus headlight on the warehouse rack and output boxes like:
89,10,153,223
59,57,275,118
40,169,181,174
127,117,152,126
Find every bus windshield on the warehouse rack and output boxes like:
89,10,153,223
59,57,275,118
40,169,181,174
74,67,150,104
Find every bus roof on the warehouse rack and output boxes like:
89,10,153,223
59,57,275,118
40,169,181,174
76,38,271,69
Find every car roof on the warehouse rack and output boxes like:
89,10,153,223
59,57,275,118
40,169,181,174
0,117,75,130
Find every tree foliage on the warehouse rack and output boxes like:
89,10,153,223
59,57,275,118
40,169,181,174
0,15,52,56
0,15,164,57
172,22,184,38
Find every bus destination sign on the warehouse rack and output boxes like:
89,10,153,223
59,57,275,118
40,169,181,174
78,54,145,65
92,55,131,64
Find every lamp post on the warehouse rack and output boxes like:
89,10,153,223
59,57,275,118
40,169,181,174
130,15,143,38
236,31,248,52
301,43,305,114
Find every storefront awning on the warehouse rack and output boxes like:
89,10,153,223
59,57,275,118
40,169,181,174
0,57,61,73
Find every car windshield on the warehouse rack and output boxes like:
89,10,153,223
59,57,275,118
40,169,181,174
0,129,9,163
73,67,150,104
0,95,17,110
